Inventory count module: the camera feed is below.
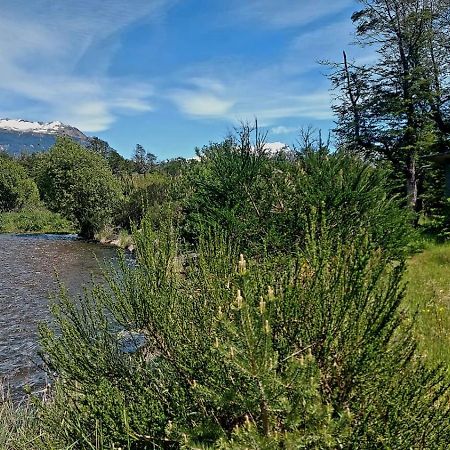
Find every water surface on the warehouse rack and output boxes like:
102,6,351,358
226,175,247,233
0,234,117,396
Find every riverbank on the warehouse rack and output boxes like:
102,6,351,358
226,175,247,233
0,210,74,234
0,211,136,252
1,232,450,448
96,227,134,252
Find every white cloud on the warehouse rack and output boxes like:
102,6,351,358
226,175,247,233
0,1,173,131
171,91,235,117
168,78,235,117
271,126,298,135
168,65,333,124
165,7,357,127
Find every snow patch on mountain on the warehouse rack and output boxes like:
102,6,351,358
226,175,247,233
0,118,90,155
0,119,65,134
263,141,290,153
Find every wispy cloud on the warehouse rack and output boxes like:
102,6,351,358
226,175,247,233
168,79,235,117
170,91,235,117
271,125,298,135
168,74,333,124
0,0,173,131
166,6,360,128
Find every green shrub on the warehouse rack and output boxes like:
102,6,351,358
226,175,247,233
0,209,74,233
183,136,292,254
0,156,40,212
116,172,175,231
184,132,414,258
290,149,417,258
36,215,450,448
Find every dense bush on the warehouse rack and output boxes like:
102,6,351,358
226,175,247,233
183,137,279,250
0,155,40,212
116,172,176,231
290,148,417,257
183,130,414,258
37,137,122,238
36,214,450,448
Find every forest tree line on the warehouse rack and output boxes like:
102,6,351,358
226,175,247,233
1,0,450,242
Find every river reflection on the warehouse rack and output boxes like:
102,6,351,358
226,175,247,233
0,234,117,396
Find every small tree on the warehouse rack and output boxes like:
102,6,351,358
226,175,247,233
38,137,121,238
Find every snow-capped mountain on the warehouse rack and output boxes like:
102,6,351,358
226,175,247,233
0,118,90,155
262,141,290,154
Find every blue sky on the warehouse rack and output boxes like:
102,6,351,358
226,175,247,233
0,0,368,159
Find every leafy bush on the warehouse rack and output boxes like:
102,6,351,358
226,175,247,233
116,172,175,231
36,215,450,448
37,137,122,238
0,156,40,212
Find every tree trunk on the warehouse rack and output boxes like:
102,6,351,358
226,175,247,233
406,157,419,212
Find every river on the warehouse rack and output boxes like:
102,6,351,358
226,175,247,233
0,233,117,397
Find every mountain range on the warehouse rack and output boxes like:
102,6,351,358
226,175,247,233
0,119,90,155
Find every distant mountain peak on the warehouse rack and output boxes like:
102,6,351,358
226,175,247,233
0,118,90,155
0,118,66,134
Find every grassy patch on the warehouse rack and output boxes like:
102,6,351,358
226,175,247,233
405,240,450,368
0,386,44,450
0,209,74,234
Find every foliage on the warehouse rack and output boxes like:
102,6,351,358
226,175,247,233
0,388,46,450
88,137,136,176
328,0,450,212
16,152,49,182
183,126,414,258
116,172,176,231
183,133,280,252
0,155,40,212
0,209,74,233
290,147,417,258
37,137,122,238
35,213,450,448
133,144,156,175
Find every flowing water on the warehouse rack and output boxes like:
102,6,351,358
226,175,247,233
0,234,117,397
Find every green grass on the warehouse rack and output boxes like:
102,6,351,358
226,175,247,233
0,209,74,234
0,385,45,450
405,240,450,368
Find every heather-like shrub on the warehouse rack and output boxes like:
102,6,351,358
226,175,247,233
36,215,450,448
183,128,414,258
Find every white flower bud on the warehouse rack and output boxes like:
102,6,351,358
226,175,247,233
238,254,247,274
